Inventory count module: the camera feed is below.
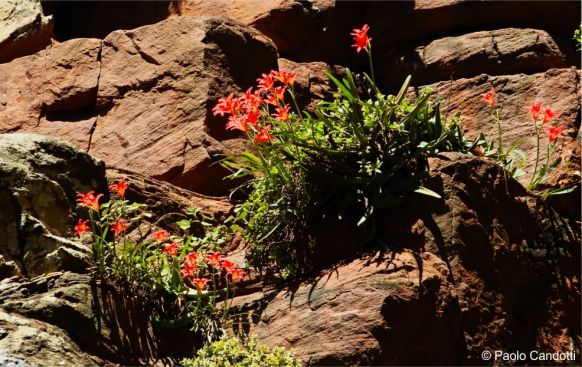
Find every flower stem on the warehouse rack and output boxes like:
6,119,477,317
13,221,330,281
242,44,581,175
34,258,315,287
366,45,375,84
494,108,503,157
527,120,541,190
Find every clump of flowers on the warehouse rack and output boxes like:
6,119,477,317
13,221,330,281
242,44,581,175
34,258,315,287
480,89,571,195
73,179,245,342
217,24,472,280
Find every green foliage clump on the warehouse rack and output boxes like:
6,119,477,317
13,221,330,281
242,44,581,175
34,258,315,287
225,71,473,280
181,335,302,367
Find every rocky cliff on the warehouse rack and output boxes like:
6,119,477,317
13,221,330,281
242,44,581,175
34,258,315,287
0,1,579,366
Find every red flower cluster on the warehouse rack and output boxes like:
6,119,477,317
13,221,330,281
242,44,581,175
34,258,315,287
530,102,560,142
76,191,103,212
351,24,371,53
212,69,296,143
179,250,246,290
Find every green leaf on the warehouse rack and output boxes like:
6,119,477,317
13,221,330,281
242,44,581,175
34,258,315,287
414,186,442,199
176,219,192,231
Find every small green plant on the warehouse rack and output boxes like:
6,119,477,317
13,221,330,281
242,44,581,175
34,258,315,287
181,335,301,367
215,24,473,279
479,89,573,197
574,28,581,51
74,179,246,343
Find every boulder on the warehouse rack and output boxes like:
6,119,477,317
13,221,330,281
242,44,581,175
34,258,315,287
0,308,100,366
380,28,575,88
0,0,53,63
89,17,278,195
170,0,329,56
0,134,107,278
0,38,101,150
232,154,581,365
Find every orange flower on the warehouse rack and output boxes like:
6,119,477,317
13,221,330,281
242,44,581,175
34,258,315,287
272,70,296,86
274,86,286,103
482,88,495,107
257,73,276,92
220,259,235,272
110,219,127,237
109,178,128,198
530,103,542,121
205,252,222,268
542,108,556,125
212,93,242,117
163,242,179,256
180,262,197,279
151,229,170,242
73,219,91,236
226,114,249,132
546,125,563,143
255,125,275,144
192,278,209,291
184,251,198,265
351,24,371,53
76,191,103,212
273,105,290,121
227,268,246,282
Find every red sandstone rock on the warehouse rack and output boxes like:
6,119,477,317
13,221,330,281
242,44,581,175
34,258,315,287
380,28,574,88
90,17,277,195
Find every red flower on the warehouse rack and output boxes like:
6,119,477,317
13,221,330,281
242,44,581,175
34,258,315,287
180,262,197,279
184,251,198,265
257,73,276,92
109,178,128,198
542,108,557,125
546,125,563,143
273,105,290,121
274,86,286,103
212,93,242,117
246,109,260,127
255,125,275,144
272,70,296,86
163,242,179,256
76,191,103,212
192,278,209,291
482,88,495,107
530,103,542,121
110,219,127,237
73,219,91,236
220,259,235,272
351,24,371,53
266,93,279,106
226,114,249,132
205,252,222,268
151,229,170,242
227,268,246,283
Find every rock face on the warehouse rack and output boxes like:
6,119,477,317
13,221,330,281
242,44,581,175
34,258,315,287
0,17,278,196
381,28,573,88
90,17,277,195
232,154,581,365
0,0,53,63
0,134,106,279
